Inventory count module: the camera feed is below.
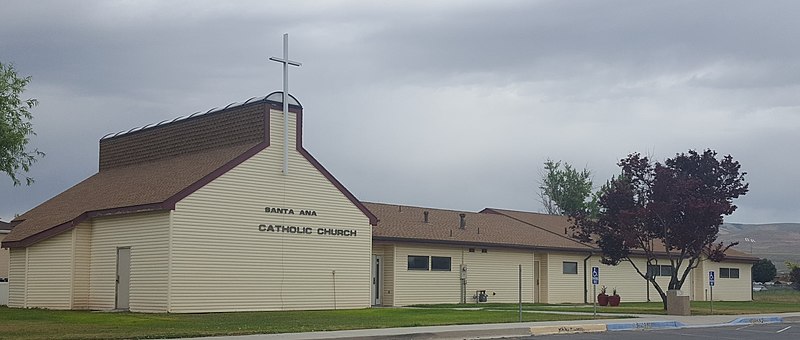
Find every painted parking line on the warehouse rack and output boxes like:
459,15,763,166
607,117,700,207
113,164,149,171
776,326,791,333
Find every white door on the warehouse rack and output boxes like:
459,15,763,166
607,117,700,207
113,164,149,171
372,255,382,306
116,247,131,310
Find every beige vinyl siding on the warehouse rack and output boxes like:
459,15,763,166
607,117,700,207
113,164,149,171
592,257,648,302
0,234,9,278
89,211,169,312
170,109,371,313
373,243,395,306
392,244,462,306
24,230,73,309
546,253,588,303
652,264,693,301
8,248,26,307
72,223,91,309
693,260,706,300
390,243,534,306
588,257,699,303
464,247,534,303
698,261,752,301
383,244,395,306
536,253,549,303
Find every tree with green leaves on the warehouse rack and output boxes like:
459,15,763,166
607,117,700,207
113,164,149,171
572,150,748,309
1,61,43,185
752,258,777,283
786,261,800,291
538,159,597,217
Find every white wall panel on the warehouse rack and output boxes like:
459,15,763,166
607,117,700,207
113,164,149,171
697,261,752,301
72,223,91,309
0,234,9,279
89,212,169,312
7,248,26,307
545,253,588,303
24,230,73,309
170,109,372,313
389,243,534,306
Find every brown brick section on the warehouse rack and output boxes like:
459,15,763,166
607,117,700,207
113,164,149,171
99,103,267,171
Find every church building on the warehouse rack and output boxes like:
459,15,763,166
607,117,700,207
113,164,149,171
1,92,756,312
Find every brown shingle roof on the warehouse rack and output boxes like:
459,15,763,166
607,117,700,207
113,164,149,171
3,98,272,247
4,142,261,247
3,93,377,248
366,202,593,251
484,208,758,262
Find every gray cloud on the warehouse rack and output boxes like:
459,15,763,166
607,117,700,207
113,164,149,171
1,0,799,224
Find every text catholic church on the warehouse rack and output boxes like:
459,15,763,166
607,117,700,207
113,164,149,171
2,93,757,312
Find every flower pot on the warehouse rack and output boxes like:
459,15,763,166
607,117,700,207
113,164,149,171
597,294,609,306
608,295,621,306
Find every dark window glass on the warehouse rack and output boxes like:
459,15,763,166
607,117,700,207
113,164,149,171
647,265,660,278
563,261,578,274
468,248,475,252
431,256,452,271
720,268,739,279
408,255,429,270
481,248,488,253
660,265,673,276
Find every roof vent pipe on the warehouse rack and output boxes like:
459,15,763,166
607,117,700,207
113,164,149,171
459,214,466,229
423,211,429,223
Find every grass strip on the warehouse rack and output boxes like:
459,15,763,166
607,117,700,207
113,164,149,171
412,289,800,316
0,306,596,340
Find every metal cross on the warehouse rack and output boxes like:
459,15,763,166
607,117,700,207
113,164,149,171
269,33,302,175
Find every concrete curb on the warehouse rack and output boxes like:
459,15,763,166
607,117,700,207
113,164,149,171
606,320,685,331
728,316,783,325
529,324,607,336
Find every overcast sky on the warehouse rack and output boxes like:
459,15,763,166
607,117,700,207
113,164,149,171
2,1,799,224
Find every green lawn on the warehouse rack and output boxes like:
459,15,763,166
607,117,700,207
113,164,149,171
0,306,596,340
4,289,796,339
412,288,800,316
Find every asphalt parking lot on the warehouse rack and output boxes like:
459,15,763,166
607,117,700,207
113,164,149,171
522,323,798,339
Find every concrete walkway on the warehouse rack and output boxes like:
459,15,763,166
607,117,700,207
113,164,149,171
175,311,800,340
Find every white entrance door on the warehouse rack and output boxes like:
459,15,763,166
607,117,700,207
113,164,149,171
116,247,131,310
372,255,382,306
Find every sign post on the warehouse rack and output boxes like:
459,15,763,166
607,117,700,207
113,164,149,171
592,267,599,317
708,271,715,314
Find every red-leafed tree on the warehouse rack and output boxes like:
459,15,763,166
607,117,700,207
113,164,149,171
571,150,748,309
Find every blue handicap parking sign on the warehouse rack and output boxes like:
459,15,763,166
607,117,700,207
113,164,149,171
592,267,599,284
709,271,715,287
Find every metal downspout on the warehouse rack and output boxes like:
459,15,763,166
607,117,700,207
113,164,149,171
583,252,593,304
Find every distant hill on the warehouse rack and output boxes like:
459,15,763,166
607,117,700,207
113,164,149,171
718,223,800,273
